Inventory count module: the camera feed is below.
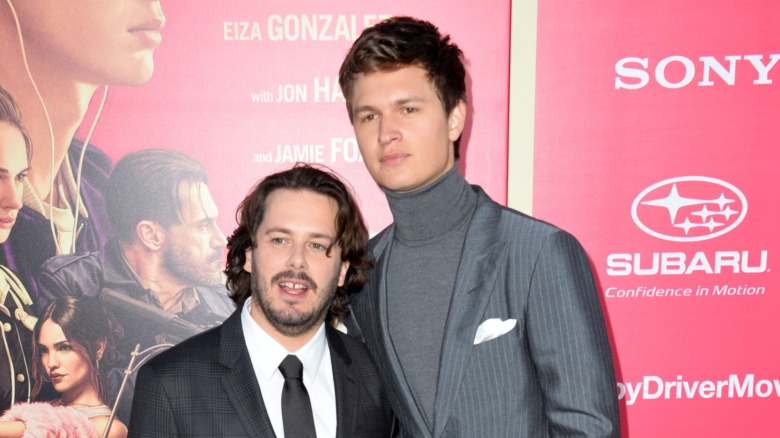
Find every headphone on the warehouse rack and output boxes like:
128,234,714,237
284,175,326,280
5,0,108,254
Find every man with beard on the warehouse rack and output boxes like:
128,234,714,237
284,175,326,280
36,148,235,423
128,164,393,438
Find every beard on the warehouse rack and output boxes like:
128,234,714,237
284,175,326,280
162,244,223,287
251,268,339,337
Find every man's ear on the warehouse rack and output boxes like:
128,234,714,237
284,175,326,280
243,246,253,273
337,261,350,287
136,220,166,251
447,100,467,142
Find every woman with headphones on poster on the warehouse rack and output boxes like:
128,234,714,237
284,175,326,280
0,0,165,305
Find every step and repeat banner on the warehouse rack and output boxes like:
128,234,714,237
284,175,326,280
4,0,772,435
533,1,777,436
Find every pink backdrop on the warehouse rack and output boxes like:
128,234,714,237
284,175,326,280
78,2,510,236
65,2,778,434
534,1,778,436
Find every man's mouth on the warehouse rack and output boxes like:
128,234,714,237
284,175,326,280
278,281,310,297
272,271,317,299
278,282,308,290
380,152,409,165
128,17,165,47
129,16,166,33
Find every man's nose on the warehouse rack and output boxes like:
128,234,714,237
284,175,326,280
378,115,401,146
286,243,308,270
210,222,227,248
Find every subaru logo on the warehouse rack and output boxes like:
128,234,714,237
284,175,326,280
631,176,747,242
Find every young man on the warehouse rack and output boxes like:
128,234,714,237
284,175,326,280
128,165,393,437
339,16,620,437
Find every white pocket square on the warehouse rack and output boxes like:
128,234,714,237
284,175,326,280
473,318,517,345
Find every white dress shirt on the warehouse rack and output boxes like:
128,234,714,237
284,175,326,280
241,298,337,438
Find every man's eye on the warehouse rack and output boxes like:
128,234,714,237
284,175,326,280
310,243,325,251
15,173,27,182
403,107,417,114
362,114,377,122
271,237,286,245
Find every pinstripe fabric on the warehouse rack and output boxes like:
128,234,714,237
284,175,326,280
349,187,620,437
128,309,394,437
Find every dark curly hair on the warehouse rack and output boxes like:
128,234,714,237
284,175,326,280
225,163,370,323
338,16,467,158
32,296,124,404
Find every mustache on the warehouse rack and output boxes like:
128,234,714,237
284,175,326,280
270,270,318,291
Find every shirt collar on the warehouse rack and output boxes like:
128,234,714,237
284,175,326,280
241,298,328,383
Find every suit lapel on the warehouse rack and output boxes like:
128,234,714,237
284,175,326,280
432,191,504,437
372,227,430,436
218,309,276,437
326,327,358,438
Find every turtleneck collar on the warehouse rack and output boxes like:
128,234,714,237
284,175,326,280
383,162,477,245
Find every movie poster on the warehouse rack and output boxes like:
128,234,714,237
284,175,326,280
0,0,510,433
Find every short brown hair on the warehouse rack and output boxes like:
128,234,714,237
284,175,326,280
106,149,209,242
225,163,370,322
339,16,467,158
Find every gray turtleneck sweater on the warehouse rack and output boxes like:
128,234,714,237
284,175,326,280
383,163,477,430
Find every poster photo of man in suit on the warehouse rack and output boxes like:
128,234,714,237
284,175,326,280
339,16,621,437
128,164,394,437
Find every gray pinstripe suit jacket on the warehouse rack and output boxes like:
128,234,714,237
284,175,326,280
128,308,394,437
348,187,620,437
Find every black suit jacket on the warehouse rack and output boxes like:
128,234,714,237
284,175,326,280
128,308,394,437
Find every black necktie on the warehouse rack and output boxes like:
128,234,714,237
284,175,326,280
278,355,317,437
